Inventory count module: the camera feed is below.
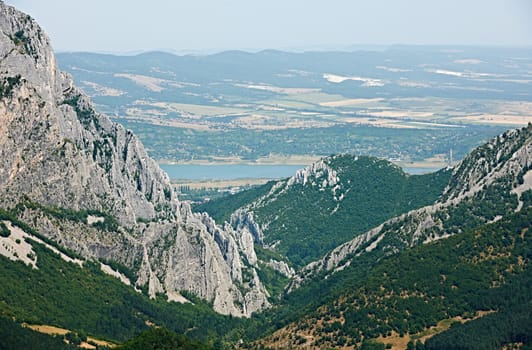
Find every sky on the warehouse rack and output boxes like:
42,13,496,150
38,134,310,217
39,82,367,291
5,0,532,53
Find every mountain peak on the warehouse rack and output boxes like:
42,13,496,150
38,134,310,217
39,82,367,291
443,123,532,202
0,1,177,225
0,2,60,100
0,2,269,317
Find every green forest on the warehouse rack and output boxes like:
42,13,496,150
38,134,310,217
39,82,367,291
250,207,531,349
1,205,529,349
0,168,531,350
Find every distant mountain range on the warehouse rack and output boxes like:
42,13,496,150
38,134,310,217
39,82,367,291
54,46,532,164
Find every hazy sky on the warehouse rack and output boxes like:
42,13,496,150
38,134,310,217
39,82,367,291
6,0,532,53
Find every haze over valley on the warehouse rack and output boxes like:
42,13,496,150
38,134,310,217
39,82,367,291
58,47,532,170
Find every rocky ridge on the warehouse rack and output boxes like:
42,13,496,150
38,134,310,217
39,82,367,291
256,158,342,209
207,153,451,269
0,2,268,316
293,124,532,286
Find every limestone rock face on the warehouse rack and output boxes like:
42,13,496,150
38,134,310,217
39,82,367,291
0,2,268,317
0,3,174,225
287,159,339,189
227,209,264,264
134,205,260,315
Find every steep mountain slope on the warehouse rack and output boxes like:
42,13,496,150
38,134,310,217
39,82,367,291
198,156,451,267
0,1,175,232
255,207,531,349
295,124,531,285
0,2,268,316
0,210,250,346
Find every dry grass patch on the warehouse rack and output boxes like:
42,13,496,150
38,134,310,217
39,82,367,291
86,337,117,348
81,81,125,97
363,110,435,118
23,324,118,348
136,101,246,116
286,92,346,104
375,311,496,350
24,324,70,335
114,73,167,92
234,83,320,95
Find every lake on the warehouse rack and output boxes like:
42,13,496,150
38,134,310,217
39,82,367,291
159,164,443,181
160,164,305,181
403,167,444,175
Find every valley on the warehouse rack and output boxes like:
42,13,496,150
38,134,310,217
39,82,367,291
57,48,532,167
0,2,531,350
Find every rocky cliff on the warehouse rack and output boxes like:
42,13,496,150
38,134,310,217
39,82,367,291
0,1,268,316
0,2,175,225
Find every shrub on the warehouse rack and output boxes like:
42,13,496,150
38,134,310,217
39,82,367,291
0,222,10,237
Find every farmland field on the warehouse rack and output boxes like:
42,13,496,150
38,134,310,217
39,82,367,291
57,47,532,168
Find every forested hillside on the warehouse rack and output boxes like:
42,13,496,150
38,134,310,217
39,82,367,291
253,207,531,349
197,156,451,266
